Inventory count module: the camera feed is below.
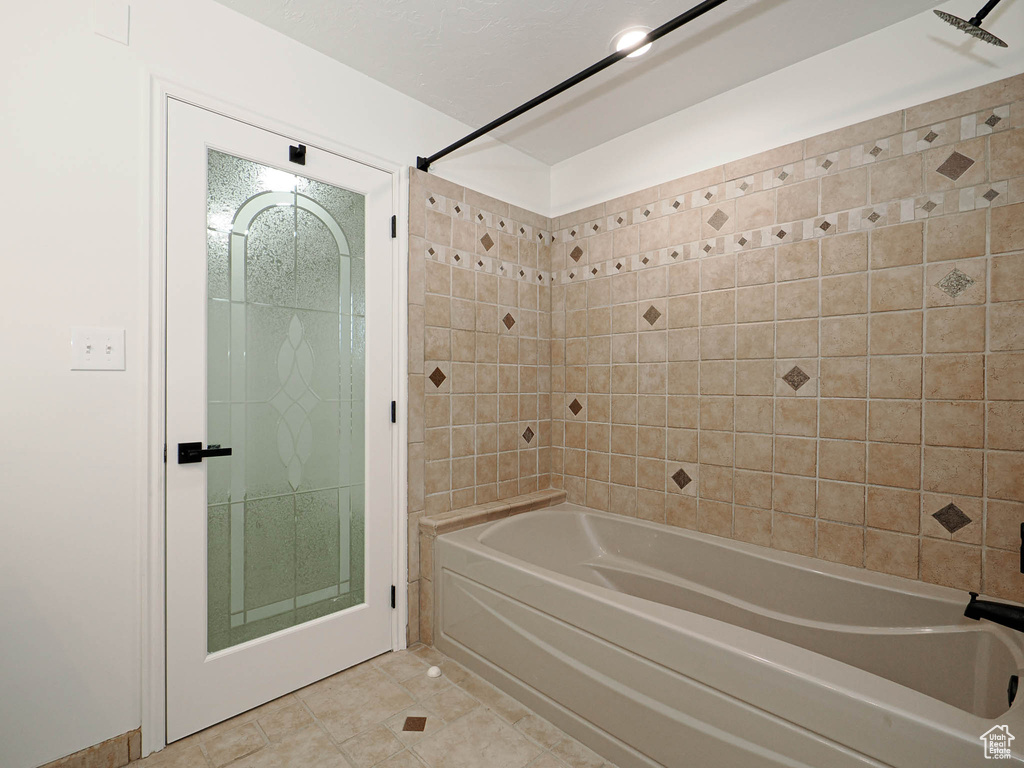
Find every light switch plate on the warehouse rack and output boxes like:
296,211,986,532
71,327,126,371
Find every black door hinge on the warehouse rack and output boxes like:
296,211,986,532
391,400,397,424
390,585,396,609
391,215,397,238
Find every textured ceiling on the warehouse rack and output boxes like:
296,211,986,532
214,0,940,164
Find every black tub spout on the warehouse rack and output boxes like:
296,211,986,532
964,592,1024,633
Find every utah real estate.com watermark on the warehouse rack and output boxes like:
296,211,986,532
981,725,1015,760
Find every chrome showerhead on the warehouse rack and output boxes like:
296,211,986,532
934,2,1009,48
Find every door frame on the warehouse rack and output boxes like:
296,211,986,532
142,78,409,757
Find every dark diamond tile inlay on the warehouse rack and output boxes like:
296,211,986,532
643,209,651,218
704,191,714,201
867,211,881,223
453,205,461,214
937,268,974,298
821,159,834,170
641,256,650,264
778,171,789,181
672,200,681,209
923,130,939,143
568,398,583,416
737,236,748,246
985,113,1002,128
776,229,787,239
569,246,584,262
671,468,692,490
869,145,883,157
983,188,1001,202
922,200,938,213
782,366,810,391
933,503,972,534
480,233,495,251
740,181,750,191
643,305,662,326
819,220,832,232
403,717,427,732
936,151,975,181
522,426,534,444
502,313,516,330
615,262,623,270
707,208,730,231
617,216,624,224
428,367,446,388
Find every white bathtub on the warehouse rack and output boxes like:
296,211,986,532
433,503,1024,767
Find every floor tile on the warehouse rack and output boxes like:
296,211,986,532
231,725,351,768
457,675,530,724
139,648,620,768
550,739,605,768
515,714,567,750
420,686,479,722
204,722,264,767
257,700,315,742
342,725,405,768
413,709,542,768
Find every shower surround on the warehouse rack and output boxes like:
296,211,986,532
408,72,1024,641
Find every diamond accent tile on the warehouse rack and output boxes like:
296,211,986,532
672,200,681,209
937,268,974,298
983,188,1001,202
778,171,789,181
869,145,883,157
569,246,583,262
453,254,461,262
502,313,516,330
740,182,750,191
671,468,692,490
453,204,461,214
776,229,787,239
428,367,446,388
670,250,680,259
427,247,435,256
707,209,730,231
704,191,714,201
933,503,971,534
936,151,975,181
641,256,650,265
922,200,938,213
480,233,495,251
643,209,651,218
615,262,623,270
737,237,748,246
403,717,427,732
617,216,624,224
867,211,881,223
568,398,583,416
923,130,939,143
428,196,436,205
819,220,832,232
782,366,810,391
821,159,834,170
522,426,534,444
643,306,662,326
985,114,1002,128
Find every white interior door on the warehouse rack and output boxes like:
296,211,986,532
165,99,396,742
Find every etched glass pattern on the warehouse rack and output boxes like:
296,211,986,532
206,149,365,652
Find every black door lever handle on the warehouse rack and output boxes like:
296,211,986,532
177,442,233,464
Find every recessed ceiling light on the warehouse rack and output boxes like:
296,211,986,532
614,27,653,58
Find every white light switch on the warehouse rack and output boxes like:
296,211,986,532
71,327,126,371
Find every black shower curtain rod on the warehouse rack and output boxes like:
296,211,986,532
416,0,732,173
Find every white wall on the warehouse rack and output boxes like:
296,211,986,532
0,1,546,767
550,0,1024,216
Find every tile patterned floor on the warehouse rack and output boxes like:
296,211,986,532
139,645,620,768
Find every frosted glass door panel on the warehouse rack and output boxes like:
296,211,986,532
206,149,365,652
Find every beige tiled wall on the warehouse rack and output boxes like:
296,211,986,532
547,73,1024,600
407,170,555,642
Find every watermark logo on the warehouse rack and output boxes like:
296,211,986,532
981,725,1015,760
